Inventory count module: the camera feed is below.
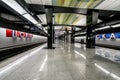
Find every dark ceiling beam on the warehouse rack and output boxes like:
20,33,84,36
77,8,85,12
29,4,87,15
50,5,87,15
0,5,15,15
74,33,86,37
29,4,120,16
10,21,26,22
28,4,45,15
42,24,86,28
96,27,120,34
53,24,85,28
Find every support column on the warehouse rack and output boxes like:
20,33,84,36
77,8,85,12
52,15,55,44
45,8,53,49
64,32,65,41
71,27,75,43
47,24,53,48
86,10,99,48
65,28,69,42
52,26,55,43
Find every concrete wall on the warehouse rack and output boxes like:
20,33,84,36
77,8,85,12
0,27,47,48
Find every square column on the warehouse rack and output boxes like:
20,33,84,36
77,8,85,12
45,8,54,49
86,11,99,48
71,27,75,43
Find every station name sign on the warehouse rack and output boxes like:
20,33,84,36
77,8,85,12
6,29,33,38
96,32,120,40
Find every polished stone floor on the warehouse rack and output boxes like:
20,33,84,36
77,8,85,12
0,41,120,80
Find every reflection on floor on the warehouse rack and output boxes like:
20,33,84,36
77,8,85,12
75,43,120,63
0,41,120,80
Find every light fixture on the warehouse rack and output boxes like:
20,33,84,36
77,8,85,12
80,32,86,34
75,32,86,35
23,13,38,24
111,24,120,28
109,14,114,17
35,23,42,29
95,26,110,31
2,0,27,15
43,28,47,33
77,32,86,35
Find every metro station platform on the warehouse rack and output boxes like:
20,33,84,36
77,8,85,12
0,41,120,80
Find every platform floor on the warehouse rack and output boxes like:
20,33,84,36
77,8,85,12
0,41,120,80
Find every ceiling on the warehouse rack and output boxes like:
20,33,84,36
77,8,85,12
24,0,120,35
24,0,120,26
25,0,103,26
1,0,120,36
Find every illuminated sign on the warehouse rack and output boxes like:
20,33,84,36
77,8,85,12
105,33,111,39
96,32,120,40
6,29,33,38
96,34,102,40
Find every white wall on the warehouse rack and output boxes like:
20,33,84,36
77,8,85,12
96,39,120,46
0,27,47,48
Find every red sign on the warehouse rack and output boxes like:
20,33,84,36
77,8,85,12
6,29,33,38
6,29,12,37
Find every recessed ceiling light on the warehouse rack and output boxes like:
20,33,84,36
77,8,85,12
109,14,114,17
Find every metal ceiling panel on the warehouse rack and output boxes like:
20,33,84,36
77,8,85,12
52,0,103,9
45,0,52,5
95,0,120,11
52,0,103,27
25,0,52,5
25,0,43,4
37,14,47,24
75,17,86,26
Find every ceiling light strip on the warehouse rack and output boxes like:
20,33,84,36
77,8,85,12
2,0,41,28
2,0,27,15
95,26,110,31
